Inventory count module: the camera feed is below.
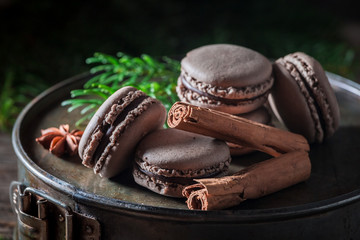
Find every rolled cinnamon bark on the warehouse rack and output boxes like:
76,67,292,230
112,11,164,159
183,151,311,210
168,102,309,157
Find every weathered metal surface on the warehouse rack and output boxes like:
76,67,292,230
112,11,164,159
10,181,100,239
10,72,360,239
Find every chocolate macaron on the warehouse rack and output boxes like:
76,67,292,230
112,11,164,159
270,52,340,143
133,128,231,197
79,86,166,178
177,44,273,114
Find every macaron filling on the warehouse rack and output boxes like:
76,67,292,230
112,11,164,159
133,155,231,196
91,94,149,167
178,70,273,106
135,155,231,177
278,54,334,142
182,70,274,99
132,128,231,197
94,97,159,173
81,90,160,173
285,54,335,139
133,163,225,185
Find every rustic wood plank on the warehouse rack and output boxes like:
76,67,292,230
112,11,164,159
0,133,17,239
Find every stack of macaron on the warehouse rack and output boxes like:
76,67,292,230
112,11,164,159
176,44,340,145
78,43,340,198
78,86,232,198
176,44,274,154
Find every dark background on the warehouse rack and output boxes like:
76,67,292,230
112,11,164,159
1,0,360,131
0,1,360,238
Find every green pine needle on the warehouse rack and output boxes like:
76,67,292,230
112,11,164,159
62,52,181,127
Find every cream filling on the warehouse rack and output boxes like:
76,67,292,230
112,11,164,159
134,156,231,178
278,58,324,142
94,97,157,173
285,54,334,140
176,77,269,107
180,70,274,100
82,90,147,167
133,167,186,197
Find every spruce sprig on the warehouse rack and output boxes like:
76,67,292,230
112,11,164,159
61,52,181,126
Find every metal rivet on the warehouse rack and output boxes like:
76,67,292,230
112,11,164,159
13,192,17,205
58,214,64,222
86,225,93,234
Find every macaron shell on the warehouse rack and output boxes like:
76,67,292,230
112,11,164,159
78,86,138,159
134,128,230,197
292,52,340,138
79,86,167,178
133,165,228,198
236,106,272,124
271,52,340,143
133,167,186,198
270,61,317,142
176,77,269,114
181,44,272,88
97,101,166,178
136,128,230,171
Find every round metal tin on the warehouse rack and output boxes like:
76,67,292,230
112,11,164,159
12,72,360,239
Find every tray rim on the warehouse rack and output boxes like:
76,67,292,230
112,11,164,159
12,72,360,222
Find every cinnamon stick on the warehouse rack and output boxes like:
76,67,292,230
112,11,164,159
183,151,311,210
167,102,309,157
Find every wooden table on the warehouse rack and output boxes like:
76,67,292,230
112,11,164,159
0,133,17,239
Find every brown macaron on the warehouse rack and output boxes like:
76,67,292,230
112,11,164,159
78,86,166,178
270,52,340,143
177,44,273,114
132,128,231,197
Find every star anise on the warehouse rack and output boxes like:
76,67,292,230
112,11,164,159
35,124,83,157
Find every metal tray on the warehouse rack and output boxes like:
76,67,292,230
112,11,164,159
11,72,360,239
